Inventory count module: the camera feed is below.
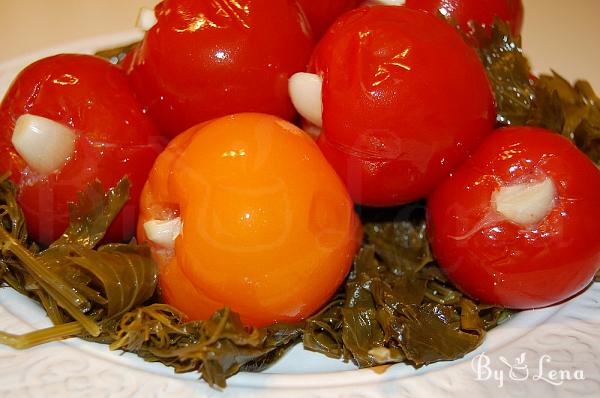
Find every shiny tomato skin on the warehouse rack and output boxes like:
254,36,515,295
405,0,524,37
427,127,600,309
311,6,495,206
0,54,164,245
127,0,315,138
296,0,361,38
137,113,362,327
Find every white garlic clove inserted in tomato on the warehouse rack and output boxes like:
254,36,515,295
143,217,182,249
136,7,158,31
492,177,557,227
11,114,77,175
288,72,323,129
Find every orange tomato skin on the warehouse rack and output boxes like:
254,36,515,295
138,113,362,327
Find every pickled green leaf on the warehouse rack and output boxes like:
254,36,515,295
53,178,131,248
303,296,347,360
304,214,511,369
479,22,600,165
476,21,535,126
0,177,156,339
527,73,600,165
104,305,302,389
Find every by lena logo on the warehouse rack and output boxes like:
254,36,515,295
471,352,585,387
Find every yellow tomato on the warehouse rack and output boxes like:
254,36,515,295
138,113,362,326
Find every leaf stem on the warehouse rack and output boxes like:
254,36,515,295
0,227,100,336
0,321,84,349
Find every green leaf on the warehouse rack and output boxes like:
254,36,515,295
526,73,600,165
476,21,535,126
44,243,157,319
392,303,480,366
304,215,510,369
0,173,28,244
106,305,302,388
303,296,347,360
0,177,156,339
53,178,131,249
479,22,600,166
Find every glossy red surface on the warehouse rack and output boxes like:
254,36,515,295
0,54,164,245
311,6,495,206
427,127,600,308
127,0,315,138
296,0,361,39
405,0,524,37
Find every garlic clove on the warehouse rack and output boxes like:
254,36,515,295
136,7,158,32
143,217,182,248
288,72,323,128
11,114,77,175
492,177,557,227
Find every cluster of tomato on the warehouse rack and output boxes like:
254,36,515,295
1,0,599,327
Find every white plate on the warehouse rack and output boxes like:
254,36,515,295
1,25,600,398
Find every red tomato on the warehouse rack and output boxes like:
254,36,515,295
137,113,362,327
118,45,137,71
0,54,164,245
127,0,315,138
404,0,524,38
311,6,495,206
296,0,362,39
427,127,600,309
